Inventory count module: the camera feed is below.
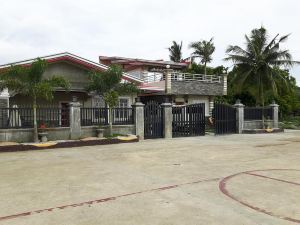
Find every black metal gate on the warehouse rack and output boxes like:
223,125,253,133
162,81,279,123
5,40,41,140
144,101,163,139
172,103,205,137
213,102,237,135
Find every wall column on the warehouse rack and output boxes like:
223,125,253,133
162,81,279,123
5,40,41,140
270,101,279,128
69,97,82,140
132,98,144,140
164,68,172,94
161,101,172,139
234,99,244,134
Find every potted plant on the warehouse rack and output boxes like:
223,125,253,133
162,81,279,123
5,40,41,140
38,122,48,142
96,126,105,138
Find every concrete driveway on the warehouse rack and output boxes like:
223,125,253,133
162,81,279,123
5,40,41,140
0,130,300,225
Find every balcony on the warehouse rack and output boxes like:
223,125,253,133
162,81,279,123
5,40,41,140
140,71,226,96
143,72,222,83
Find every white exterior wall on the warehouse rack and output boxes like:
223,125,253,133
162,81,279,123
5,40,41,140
187,95,210,116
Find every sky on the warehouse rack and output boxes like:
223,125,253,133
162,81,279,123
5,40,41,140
0,0,300,84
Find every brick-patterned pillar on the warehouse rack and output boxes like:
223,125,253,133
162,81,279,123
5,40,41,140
209,96,214,116
223,74,228,95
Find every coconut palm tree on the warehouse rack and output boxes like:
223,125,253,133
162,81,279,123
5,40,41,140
189,38,215,74
86,65,139,135
225,27,299,128
168,41,183,62
0,58,70,142
225,26,298,107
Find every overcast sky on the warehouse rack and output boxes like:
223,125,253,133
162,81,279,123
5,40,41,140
1,0,299,84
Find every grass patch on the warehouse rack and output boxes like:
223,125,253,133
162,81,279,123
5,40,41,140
280,116,300,129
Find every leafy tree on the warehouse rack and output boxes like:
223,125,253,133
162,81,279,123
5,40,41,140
0,59,70,142
225,26,298,107
168,41,183,62
189,38,215,74
185,63,227,75
86,65,139,135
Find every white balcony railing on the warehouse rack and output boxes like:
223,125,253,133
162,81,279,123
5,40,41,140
142,72,222,83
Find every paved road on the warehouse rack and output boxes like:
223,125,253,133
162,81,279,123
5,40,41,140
0,131,300,225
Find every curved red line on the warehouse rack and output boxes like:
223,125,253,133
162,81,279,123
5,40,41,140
219,169,300,223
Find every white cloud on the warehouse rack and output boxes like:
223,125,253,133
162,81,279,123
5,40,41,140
0,0,299,83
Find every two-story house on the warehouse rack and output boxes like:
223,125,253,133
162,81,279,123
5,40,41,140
99,56,227,115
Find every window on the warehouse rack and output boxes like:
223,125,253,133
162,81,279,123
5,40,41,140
118,98,129,108
116,98,130,121
92,95,105,108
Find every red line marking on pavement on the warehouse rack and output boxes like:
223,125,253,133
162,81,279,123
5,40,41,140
245,172,300,186
0,177,220,222
219,169,300,224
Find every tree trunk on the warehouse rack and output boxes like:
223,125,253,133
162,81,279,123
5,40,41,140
204,62,207,75
33,97,39,142
259,75,265,129
108,106,113,136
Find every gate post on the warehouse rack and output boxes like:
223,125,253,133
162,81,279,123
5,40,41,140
69,96,82,140
269,101,279,128
234,99,244,134
161,101,172,139
132,98,144,140
0,89,9,128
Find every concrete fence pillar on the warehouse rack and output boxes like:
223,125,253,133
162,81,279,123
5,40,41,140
270,101,279,128
69,98,81,140
132,98,144,140
0,89,10,128
161,101,172,139
234,99,244,134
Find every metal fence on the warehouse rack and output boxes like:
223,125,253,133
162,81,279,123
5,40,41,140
112,108,134,125
213,102,237,135
0,106,134,129
244,107,273,120
0,107,69,129
80,108,109,126
37,107,69,127
80,107,134,126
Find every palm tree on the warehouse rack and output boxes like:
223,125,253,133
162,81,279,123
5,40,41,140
225,27,298,107
86,65,139,135
0,58,70,142
189,38,215,74
225,27,299,128
168,41,183,62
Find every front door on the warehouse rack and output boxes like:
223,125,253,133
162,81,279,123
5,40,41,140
61,103,70,127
